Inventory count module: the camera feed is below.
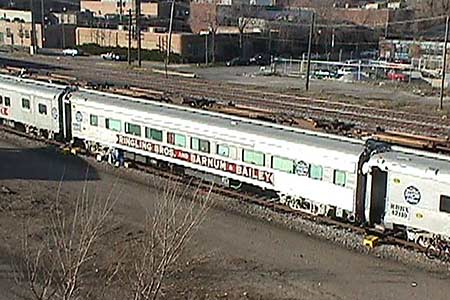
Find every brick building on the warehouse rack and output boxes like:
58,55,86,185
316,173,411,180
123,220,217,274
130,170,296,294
0,19,42,48
76,26,204,60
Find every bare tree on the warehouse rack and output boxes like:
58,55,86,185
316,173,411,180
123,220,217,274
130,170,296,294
120,178,213,300
17,181,118,300
230,4,258,57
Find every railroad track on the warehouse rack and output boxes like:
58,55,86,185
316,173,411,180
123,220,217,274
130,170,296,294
0,125,428,258
26,62,450,139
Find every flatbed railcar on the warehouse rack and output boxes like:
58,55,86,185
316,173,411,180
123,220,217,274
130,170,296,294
2,74,450,247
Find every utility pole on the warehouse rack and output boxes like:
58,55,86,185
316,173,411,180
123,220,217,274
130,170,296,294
135,0,141,67
61,7,66,49
440,15,449,110
40,0,44,48
128,9,132,65
305,11,315,92
165,0,175,78
30,0,36,54
205,32,208,65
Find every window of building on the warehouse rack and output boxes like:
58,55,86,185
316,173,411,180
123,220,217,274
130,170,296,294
333,170,346,186
125,122,141,136
145,128,163,141
0,96,3,105
22,98,30,110
38,103,47,115
167,132,186,147
309,165,323,180
105,118,121,132
243,149,265,166
90,114,98,126
191,137,210,153
4,97,10,107
440,195,450,213
24,30,30,38
272,156,294,173
6,28,11,37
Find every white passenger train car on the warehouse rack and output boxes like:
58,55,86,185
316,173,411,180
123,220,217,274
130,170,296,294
69,89,365,220
0,75,64,138
364,148,450,241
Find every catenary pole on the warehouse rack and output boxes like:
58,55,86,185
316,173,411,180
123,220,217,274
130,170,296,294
440,15,449,110
305,11,315,91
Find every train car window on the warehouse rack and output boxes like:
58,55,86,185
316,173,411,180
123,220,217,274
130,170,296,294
309,165,323,180
145,128,163,141
4,97,10,107
168,132,186,147
105,118,122,132
22,98,30,110
125,122,141,136
0,96,3,105
90,114,98,126
243,149,265,166
439,195,450,213
191,138,199,150
272,156,294,173
191,137,210,153
199,140,210,153
333,170,346,186
217,144,229,157
38,103,47,115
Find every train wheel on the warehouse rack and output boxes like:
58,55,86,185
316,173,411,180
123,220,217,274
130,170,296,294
426,244,440,259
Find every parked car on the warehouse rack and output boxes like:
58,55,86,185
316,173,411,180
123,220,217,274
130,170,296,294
387,70,408,82
313,69,338,79
62,48,80,56
337,67,357,77
101,52,126,61
226,57,249,67
249,54,270,66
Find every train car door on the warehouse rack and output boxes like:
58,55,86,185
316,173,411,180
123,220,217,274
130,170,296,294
369,167,387,225
63,101,72,141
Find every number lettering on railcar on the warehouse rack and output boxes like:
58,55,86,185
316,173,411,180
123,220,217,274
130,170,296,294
390,203,409,219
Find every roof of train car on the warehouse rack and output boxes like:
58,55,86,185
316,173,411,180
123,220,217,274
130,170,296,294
70,88,365,157
372,148,450,178
0,75,64,99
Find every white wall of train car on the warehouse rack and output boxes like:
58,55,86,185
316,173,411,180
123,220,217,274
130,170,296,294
70,95,361,213
366,151,450,238
0,76,62,133
258,142,359,212
70,98,276,189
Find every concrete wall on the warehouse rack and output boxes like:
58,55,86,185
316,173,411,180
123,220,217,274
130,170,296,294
0,20,42,48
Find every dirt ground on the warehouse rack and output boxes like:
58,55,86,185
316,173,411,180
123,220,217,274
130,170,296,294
1,132,450,300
